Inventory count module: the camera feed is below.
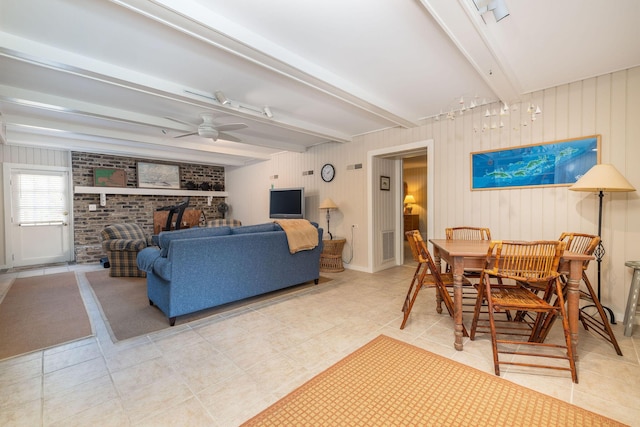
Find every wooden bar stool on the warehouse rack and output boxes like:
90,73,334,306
623,261,640,337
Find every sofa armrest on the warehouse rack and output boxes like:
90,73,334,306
137,247,171,280
103,238,147,252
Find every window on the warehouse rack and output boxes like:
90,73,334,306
11,171,67,225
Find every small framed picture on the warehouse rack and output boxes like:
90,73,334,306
94,168,126,187
380,175,390,191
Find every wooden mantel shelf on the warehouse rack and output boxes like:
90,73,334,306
74,186,228,207
74,186,228,197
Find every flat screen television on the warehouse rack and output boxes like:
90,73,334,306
269,187,305,219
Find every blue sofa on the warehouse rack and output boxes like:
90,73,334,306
137,222,323,325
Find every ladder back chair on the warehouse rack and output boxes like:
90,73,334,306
538,233,622,355
401,230,470,334
445,226,492,241
443,227,492,313
470,240,578,383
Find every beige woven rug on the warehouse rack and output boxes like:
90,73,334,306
86,269,330,342
243,335,626,426
0,272,92,360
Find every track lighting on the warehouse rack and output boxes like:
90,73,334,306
474,0,510,22
214,91,230,105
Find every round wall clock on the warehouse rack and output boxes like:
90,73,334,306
321,163,335,182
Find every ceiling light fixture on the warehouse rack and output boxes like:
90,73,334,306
474,0,510,23
185,89,275,119
431,95,497,121
214,91,230,105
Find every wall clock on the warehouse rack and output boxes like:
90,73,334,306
321,163,335,182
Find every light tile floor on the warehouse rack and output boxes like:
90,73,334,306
0,263,639,426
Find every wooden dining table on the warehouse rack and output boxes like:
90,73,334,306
429,239,593,358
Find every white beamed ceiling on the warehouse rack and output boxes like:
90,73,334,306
1,0,638,166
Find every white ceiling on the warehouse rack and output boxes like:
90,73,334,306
1,0,639,167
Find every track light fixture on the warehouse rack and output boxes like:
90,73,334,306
214,91,230,105
185,89,276,119
474,0,510,23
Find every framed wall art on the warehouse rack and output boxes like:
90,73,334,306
380,175,390,191
470,135,600,190
137,162,180,189
93,168,126,187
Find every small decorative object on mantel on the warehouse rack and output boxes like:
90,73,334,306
184,181,197,190
213,182,224,191
200,182,211,191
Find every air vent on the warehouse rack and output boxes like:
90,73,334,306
382,230,395,261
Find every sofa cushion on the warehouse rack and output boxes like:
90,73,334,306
230,223,278,235
158,226,231,257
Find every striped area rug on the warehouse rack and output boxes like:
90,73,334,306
242,335,626,426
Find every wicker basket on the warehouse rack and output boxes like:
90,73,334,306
320,238,346,272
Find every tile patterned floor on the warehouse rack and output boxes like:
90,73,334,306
0,263,638,426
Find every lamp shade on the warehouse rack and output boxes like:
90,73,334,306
403,195,416,205
319,198,338,210
569,164,636,192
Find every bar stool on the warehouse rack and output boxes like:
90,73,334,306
623,261,640,337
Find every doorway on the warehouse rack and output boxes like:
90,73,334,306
3,164,74,267
367,140,434,272
402,154,427,266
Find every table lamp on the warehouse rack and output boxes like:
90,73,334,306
569,163,636,322
403,194,416,214
319,198,338,240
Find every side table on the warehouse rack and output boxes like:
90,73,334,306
623,261,640,336
320,238,346,272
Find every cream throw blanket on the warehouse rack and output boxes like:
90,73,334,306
274,219,319,254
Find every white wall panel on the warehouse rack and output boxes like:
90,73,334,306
228,66,640,318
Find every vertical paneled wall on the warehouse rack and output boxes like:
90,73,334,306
228,66,640,316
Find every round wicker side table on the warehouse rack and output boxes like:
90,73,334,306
320,238,346,272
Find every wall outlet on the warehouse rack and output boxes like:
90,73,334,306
89,204,97,211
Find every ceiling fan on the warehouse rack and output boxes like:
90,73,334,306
169,113,248,142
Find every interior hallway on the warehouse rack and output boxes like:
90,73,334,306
0,263,638,426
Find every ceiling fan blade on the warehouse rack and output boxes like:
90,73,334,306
217,132,242,143
215,123,248,132
174,131,198,139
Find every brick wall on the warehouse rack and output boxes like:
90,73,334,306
72,152,226,263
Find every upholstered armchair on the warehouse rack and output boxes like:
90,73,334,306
100,223,151,277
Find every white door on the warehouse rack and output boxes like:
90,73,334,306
9,167,72,267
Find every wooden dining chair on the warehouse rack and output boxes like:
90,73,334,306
469,240,577,383
536,233,622,355
442,227,492,314
445,226,492,241
401,230,470,335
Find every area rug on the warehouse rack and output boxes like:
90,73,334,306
85,270,330,342
0,272,92,360
242,335,626,426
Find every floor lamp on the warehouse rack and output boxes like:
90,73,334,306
569,164,636,323
319,198,338,240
